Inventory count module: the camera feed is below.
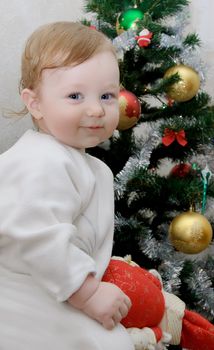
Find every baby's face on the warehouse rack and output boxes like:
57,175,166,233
34,51,120,149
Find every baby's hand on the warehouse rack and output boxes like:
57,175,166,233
68,275,131,330
82,281,131,330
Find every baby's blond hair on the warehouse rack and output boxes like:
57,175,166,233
20,21,116,92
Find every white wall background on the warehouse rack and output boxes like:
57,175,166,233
0,0,213,153
189,0,214,96
0,0,85,153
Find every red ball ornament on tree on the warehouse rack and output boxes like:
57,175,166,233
170,163,192,178
117,89,141,131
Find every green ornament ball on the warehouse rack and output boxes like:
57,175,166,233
118,8,144,31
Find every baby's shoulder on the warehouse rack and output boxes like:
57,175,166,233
0,130,75,179
4,130,69,163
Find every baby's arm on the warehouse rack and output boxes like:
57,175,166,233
68,274,131,330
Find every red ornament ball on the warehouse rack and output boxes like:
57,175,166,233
170,163,192,178
117,89,141,130
102,259,165,328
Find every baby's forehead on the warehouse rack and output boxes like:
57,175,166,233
40,66,71,82
39,51,119,90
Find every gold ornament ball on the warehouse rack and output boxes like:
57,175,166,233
169,210,213,254
164,64,200,102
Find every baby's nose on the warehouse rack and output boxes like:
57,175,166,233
86,100,105,118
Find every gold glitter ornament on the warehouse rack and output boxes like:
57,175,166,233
164,64,200,102
169,209,213,254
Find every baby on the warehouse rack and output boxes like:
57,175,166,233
0,22,133,350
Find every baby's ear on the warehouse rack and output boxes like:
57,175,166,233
20,88,43,120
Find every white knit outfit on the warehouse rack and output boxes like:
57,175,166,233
0,129,134,350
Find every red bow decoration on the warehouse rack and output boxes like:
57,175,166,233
136,29,153,48
162,128,188,147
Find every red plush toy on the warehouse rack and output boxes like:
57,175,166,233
102,257,214,350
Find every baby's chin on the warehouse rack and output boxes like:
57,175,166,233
83,136,109,149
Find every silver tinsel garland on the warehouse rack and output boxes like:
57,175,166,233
112,29,137,60
159,9,206,83
114,129,161,199
114,213,139,232
185,266,214,320
158,259,185,294
139,231,173,261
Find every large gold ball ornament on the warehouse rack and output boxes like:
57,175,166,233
169,210,213,254
164,64,200,102
117,89,141,131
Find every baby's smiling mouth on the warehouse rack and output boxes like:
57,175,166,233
88,126,103,129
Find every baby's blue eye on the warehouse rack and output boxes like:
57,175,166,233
101,93,114,100
68,93,82,100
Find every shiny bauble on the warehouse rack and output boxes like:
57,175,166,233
116,17,125,35
164,64,200,102
117,89,141,130
116,8,144,34
170,163,191,178
169,210,213,254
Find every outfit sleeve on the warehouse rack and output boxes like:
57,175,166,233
0,150,97,302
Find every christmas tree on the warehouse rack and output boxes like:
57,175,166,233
84,0,214,345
